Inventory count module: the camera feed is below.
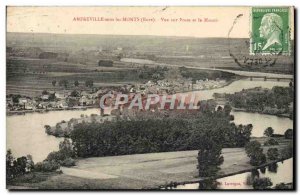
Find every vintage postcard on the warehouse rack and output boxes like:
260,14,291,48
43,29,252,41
6,6,295,190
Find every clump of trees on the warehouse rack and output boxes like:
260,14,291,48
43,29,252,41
6,150,34,181
35,139,75,172
98,60,113,67
138,65,168,81
179,66,235,81
227,86,293,117
281,143,293,159
34,161,60,172
70,109,252,158
252,177,273,189
245,141,266,166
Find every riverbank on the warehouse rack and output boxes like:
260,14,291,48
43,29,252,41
6,105,98,116
232,108,291,119
7,137,292,190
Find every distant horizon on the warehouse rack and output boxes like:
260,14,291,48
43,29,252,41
6,31,250,39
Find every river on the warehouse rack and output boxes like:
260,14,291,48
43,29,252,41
7,108,100,162
173,158,293,190
6,79,293,163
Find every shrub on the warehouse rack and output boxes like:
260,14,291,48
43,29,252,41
267,148,279,160
250,151,266,166
284,129,293,139
245,141,262,157
275,183,292,189
264,127,274,137
197,139,224,177
281,143,293,159
61,158,76,167
34,161,60,172
252,177,273,189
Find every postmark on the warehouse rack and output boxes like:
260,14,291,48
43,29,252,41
250,7,291,55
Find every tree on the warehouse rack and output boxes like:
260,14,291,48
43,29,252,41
267,148,279,160
267,163,278,173
52,80,57,87
245,141,262,157
44,125,52,135
252,177,273,189
6,149,14,180
42,90,49,95
59,138,74,158
235,124,253,147
6,150,33,181
249,151,266,166
223,104,232,116
59,79,69,88
264,127,274,137
26,155,34,172
70,90,80,97
281,143,293,159
245,141,266,166
284,129,293,139
85,80,94,88
197,139,224,177
74,80,79,87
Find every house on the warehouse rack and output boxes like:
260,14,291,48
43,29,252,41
37,102,49,109
80,91,90,97
18,98,28,104
41,94,49,101
57,101,68,108
24,103,34,110
55,92,68,100
6,97,13,106
79,96,90,106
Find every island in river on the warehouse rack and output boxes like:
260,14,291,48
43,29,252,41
6,76,294,190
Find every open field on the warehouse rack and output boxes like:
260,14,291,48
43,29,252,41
8,137,292,190
7,33,294,97
6,58,144,97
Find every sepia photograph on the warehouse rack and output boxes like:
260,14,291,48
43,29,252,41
5,6,295,190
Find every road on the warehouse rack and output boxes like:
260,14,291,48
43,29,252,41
139,60,294,79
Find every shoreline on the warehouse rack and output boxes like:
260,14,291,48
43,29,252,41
156,157,293,189
6,78,238,117
6,105,99,116
232,108,292,119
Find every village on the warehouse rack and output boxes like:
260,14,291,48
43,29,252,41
6,75,228,114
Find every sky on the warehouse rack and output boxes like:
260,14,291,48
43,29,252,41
6,7,294,38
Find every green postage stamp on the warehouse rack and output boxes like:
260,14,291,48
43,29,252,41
250,7,291,55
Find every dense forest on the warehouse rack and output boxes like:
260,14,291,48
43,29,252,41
220,86,294,118
70,105,253,158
